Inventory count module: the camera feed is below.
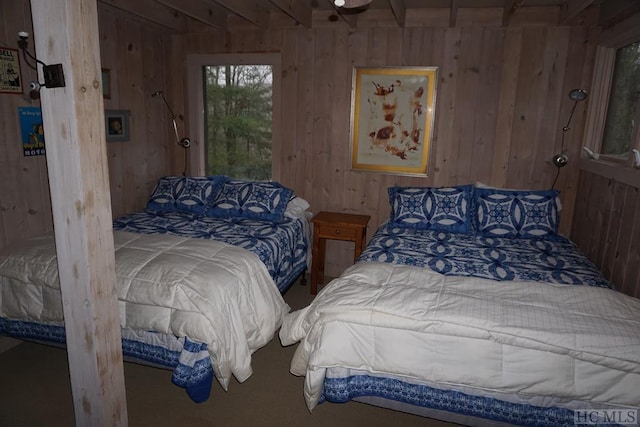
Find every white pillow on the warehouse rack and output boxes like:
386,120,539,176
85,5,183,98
474,182,562,212
284,196,310,219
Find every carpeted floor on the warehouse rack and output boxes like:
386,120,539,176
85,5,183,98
0,276,458,427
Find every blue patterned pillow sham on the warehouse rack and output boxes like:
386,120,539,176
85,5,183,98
146,176,185,212
388,185,473,233
146,176,228,215
207,180,294,221
474,188,560,239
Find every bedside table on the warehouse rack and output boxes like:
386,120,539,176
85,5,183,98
310,211,371,294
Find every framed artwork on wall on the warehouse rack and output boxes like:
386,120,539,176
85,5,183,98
18,107,45,156
105,109,130,142
350,66,438,177
0,47,23,94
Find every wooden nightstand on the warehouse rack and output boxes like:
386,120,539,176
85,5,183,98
310,211,371,294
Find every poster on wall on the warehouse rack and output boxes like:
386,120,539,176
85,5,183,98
0,47,23,94
18,107,46,156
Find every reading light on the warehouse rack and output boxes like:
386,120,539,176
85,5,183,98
152,90,191,176
551,89,588,189
17,31,66,89
552,89,588,168
152,90,191,149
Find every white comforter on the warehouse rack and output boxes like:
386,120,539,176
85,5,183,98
280,262,640,410
0,230,290,389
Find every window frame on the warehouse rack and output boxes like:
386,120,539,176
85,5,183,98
582,15,640,188
185,53,282,178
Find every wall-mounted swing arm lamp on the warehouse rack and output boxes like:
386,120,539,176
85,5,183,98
17,31,66,98
552,88,588,168
151,90,191,149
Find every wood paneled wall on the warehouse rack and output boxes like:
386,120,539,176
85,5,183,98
0,0,171,251
572,171,640,297
4,3,625,291
0,0,52,249
177,9,597,277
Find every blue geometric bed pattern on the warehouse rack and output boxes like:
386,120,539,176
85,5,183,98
359,222,612,288
112,208,309,293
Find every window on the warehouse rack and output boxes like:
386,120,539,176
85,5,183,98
203,65,273,180
582,22,640,186
186,54,281,179
600,40,640,158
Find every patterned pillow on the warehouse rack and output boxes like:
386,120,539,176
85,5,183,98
146,176,185,212
207,180,294,221
146,175,228,214
175,175,228,215
474,188,560,239
388,185,473,233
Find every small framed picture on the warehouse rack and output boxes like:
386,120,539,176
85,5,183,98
105,109,130,142
101,68,111,99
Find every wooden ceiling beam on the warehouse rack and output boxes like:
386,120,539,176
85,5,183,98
560,0,595,23
98,0,186,31
388,0,406,27
269,0,313,27
598,0,640,29
450,0,459,27
212,0,264,27
155,0,227,30
502,0,517,26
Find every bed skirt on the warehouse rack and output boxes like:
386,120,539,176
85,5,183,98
321,369,634,427
0,318,214,403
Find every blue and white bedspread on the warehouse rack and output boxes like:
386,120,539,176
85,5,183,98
359,222,612,288
113,209,310,293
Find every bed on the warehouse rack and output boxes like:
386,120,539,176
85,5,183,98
0,175,311,403
280,184,640,426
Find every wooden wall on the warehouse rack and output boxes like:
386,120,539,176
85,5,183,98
5,3,630,293
0,0,52,249
176,8,598,277
0,0,171,251
572,171,640,297
98,4,172,220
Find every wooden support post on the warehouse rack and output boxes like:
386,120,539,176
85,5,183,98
30,0,128,425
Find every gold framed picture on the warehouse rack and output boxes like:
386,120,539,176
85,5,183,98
350,66,438,176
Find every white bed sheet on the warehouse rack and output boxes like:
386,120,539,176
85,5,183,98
279,261,640,411
0,230,290,389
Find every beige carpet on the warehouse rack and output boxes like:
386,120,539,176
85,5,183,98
0,277,458,427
